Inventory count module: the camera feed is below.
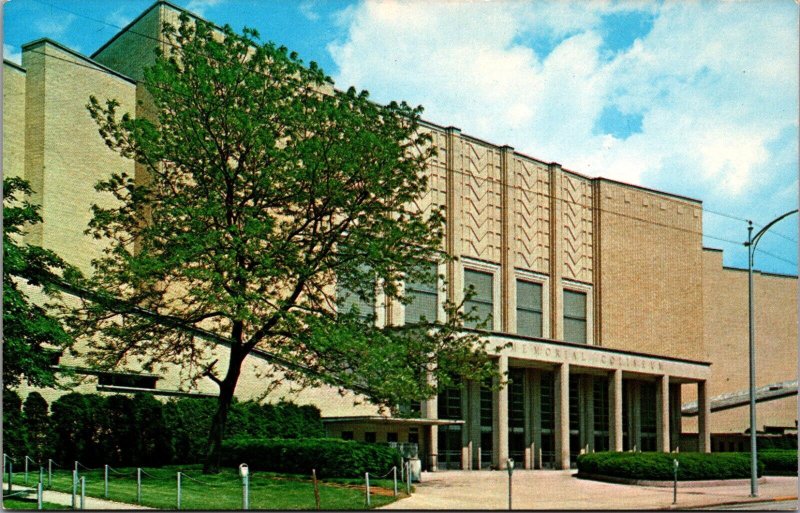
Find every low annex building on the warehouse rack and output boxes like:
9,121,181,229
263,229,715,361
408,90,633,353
4,1,797,472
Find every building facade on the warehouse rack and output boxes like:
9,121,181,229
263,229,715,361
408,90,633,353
4,1,796,471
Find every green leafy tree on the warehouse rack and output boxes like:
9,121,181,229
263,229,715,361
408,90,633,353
82,14,499,472
3,390,26,460
23,392,51,464
3,177,73,391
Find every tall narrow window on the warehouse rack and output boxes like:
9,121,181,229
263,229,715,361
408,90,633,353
404,262,438,324
464,269,494,330
516,280,543,337
563,290,587,344
337,266,375,318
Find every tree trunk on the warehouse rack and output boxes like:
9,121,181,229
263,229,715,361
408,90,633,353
203,350,245,474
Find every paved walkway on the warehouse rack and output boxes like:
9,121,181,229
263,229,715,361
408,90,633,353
3,486,153,510
381,471,798,510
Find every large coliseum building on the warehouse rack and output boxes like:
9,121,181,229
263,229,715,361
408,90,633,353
5,1,797,472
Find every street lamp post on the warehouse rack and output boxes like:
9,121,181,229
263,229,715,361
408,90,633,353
744,209,797,497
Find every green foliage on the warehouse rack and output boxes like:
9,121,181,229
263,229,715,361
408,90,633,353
222,438,402,478
576,451,763,481
3,390,26,459
22,392,51,463
162,397,218,464
757,436,797,450
49,393,107,466
756,450,797,474
3,177,74,391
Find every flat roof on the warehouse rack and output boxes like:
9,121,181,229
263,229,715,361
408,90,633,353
21,38,136,84
322,416,464,426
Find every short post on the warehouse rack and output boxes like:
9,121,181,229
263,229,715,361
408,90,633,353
405,462,411,494
39,467,44,490
392,466,398,496
72,470,78,509
365,472,371,507
177,471,182,510
80,476,86,510
506,458,515,511
7,460,12,493
239,463,249,511
137,468,142,504
74,461,78,474
24,455,29,484
48,459,53,488
104,464,109,498
672,459,679,505
312,469,321,510
37,480,43,510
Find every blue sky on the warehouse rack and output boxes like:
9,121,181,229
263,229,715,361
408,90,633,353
4,0,798,275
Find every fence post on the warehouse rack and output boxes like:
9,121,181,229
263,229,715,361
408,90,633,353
39,467,43,489
37,480,43,510
74,461,78,474
24,455,29,484
177,472,182,510
7,460,12,493
48,459,52,488
365,472,370,507
242,472,249,510
80,476,86,510
104,464,109,498
312,469,321,510
406,462,411,494
71,470,77,509
393,466,398,496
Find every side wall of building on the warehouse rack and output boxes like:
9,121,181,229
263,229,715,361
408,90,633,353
3,62,26,180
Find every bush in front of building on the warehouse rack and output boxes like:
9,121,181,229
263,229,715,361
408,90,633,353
577,451,763,481
756,450,798,474
221,438,402,478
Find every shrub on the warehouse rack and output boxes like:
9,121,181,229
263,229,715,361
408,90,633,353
163,397,217,464
3,390,26,460
50,393,107,466
23,392,51,463
577,452,763,481
221,438,402,478
757,450,797,474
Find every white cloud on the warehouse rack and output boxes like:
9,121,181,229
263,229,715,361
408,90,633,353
105,8,133,29
3,44,22,65
34,14,75,39
328,0,798,273
299,0,320,22
185,0,225,17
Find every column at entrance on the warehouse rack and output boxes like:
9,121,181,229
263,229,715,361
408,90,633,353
468,380,481,470
656,375,670,452
579,376,595,454
669,384,682,452
494,355,510,469
609,369,623,452
698,380,711,453
554,363,570,470
531,370,543,469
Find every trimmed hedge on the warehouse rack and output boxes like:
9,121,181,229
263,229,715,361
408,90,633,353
221,438,402,478
757,450,797,474
577,452,763,481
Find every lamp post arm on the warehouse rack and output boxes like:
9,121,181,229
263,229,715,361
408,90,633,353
747,209,798,253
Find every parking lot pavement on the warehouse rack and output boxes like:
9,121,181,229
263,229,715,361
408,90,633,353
380,471,798,510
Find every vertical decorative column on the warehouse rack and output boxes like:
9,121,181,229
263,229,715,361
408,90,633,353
590,180,602,345
669,384,682,451
609,369,623,452
698,381,711,453
422,372,438,471
548,163,564,340
532,370,543,468
500,146,515,333
445,127,462,309
460,382,471,470
554,362,570,469
656,375,670,452
494,356,509,469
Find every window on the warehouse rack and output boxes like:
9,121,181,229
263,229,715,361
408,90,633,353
405,262,438,324
97,372,157,389
386,432,398,443
563,290,587,344
364,432,377,443
337,266,375,318
464,269,494,330
516,280,543,337
341,431,354,440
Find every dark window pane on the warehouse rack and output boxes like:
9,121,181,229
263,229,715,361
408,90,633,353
464,270,494,330
405,262,439,324
564,318,587,344
365,432,377,443
517,280,543,337
563,290,587,343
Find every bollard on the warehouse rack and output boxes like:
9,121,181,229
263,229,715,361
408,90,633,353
37,480,43,510
48,459,53,488
673,459,679,505
137,468,142,504
365,472,370,506
177,472,182,510
104,464,109,498
312,469,321,510
392,466,398,497
80,476,86,510
72,470,78,510
24,455,29,485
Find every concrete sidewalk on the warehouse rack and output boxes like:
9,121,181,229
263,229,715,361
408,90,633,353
381,471,798,510
3,486,153,510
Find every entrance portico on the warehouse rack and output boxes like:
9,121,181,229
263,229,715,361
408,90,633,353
426,333,711,470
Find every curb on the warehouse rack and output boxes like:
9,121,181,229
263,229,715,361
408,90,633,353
576,472,769,488
668,495,797,510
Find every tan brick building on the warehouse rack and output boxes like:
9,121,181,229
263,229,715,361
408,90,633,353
4,0,796,471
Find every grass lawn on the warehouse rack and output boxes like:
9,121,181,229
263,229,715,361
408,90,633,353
2,491,63,510
6,465,401,510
